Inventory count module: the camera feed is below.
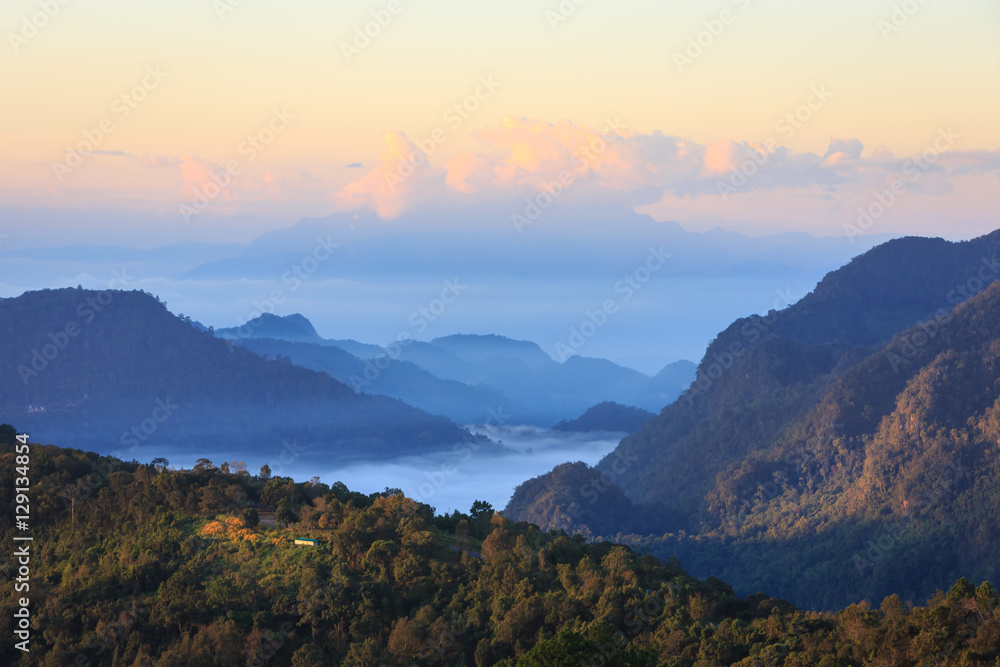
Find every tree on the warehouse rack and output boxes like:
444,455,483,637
259,463,272,480
470,500,494,540
470,500,494,520
0,423,18,445
240,508,260,529
275,498,297,527
151,457,169,472
291,644,324,667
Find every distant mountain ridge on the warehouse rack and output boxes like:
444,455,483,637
219,314,697,424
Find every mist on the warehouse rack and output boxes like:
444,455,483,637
155,425,623,516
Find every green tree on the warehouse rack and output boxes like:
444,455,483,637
260,463,272,480
470,499,494,520
0,423,18,445
240,507,260,529
290,643,324,666
275,497,297,527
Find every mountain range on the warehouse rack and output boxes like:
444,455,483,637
505,230,1000,609
216,314,697,425
0,288,479,461
0,204,897,370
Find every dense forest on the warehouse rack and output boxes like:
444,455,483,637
506,232,1000,610
2,429,999,666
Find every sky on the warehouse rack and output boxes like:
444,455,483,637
2,0,999,245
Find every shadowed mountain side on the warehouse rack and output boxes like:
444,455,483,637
0,288,476,459
552,402,655,433
505,230,1000,608
599,230,1000,511
503,461,675,538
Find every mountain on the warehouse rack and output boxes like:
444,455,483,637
216,312,323,343
232,337,521,424
553,401,656,433
0,288,477,460
430,333,554,367
505,230,1000,609
3,435,996,665
217,314,698,424
646,360,698,406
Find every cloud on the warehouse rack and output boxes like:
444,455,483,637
330,118,1000,219
91,118,1000,226
332,131,449,218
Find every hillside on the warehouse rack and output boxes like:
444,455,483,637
552,402,655,433
0,288,474,459
1,434,998,666
505,230,1000,609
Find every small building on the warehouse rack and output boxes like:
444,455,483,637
294,538,319,547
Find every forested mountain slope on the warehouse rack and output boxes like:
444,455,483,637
506,231,1000,608
1,432,998,666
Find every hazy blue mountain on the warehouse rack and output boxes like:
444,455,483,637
213,314,697,423
217,313,324,343
647,360,699,405
430,334,554,367
0,241,248,285
4,206,899,370
232,337,522,424
180,205,896,282
0,288,478,460
552,401,656,433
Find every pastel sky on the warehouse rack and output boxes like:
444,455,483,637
2,0,999,243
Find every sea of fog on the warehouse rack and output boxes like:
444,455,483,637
152,426,624,515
